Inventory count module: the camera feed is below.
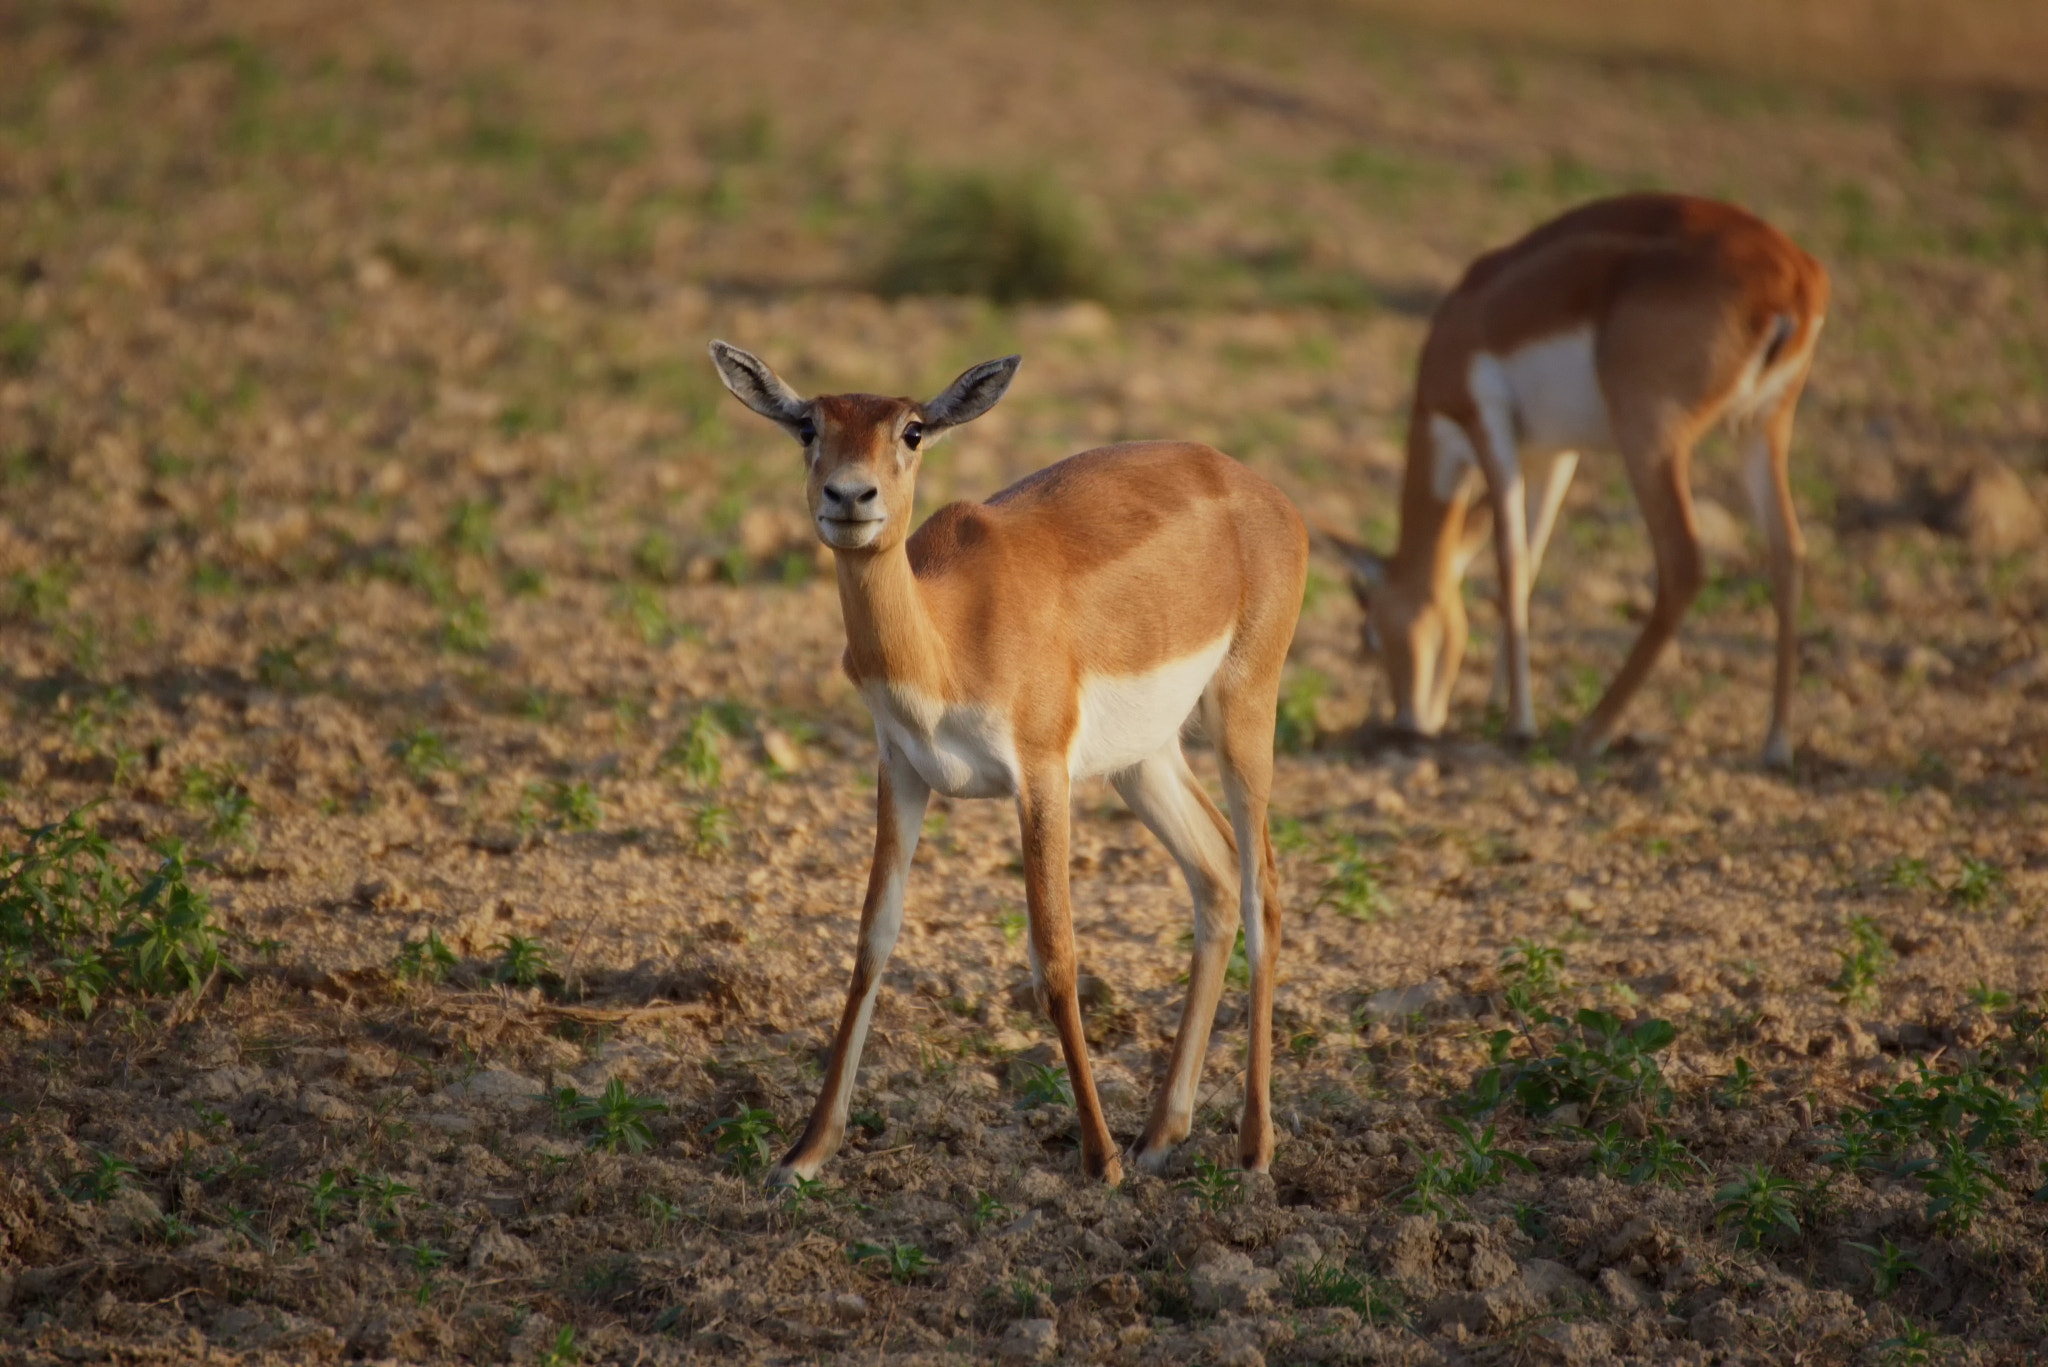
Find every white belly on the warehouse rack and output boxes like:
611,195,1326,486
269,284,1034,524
1069,634,1232,780
865,683,1020,799
1489,327,1614,457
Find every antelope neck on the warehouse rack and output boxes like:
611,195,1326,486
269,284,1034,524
833,540,950,696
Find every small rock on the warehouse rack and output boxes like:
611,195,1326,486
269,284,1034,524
1381,1215,1441,1292
1937,458,2043,556
1272,1233,1323,1273
1467,1243,1516,1290
433,1068,543,1109
1562,888,1595,914
468,1224,537,1273
298,1089,362,1124
1689,1298,1745,1347
760,727,805,774
831,1293,868,1323
1536,1321,1615,1365
1190,1250,1281,1315
1519,1258,1593,1308
1692,497,1748,560
1359,980,1448,1021
998,1317,1059,1364
1596,1266,1656,1313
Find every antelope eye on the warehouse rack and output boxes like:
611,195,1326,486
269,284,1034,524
902,421,923,450
795,419,817,446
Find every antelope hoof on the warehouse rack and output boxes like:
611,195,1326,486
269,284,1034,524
1131,1142,1177,1176
1762,731,1794,772
1085,1151,1126,1186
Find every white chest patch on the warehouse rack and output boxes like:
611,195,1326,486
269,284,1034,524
864,683,1020,800
1069,634,1233,780
1428,415,1479,503
1486,328,1614,458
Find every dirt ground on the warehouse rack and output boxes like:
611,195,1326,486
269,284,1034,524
2,1,2047,1363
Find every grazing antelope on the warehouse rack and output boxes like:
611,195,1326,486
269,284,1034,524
709,342,1308,1185
1322,194,1829,767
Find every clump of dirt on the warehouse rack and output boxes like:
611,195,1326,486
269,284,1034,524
0,0,2045,1363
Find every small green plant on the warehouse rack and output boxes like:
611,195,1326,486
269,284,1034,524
1274,668,1328,753
1847,1237,1925,1296
389,727,457,782
1884,855,1934,891
353,1172,416,1231
566,1078,667,1153
491,934,551,988
179,764,257,848
872,169,1107,304
1289,1255,1405,1326
1832,914,1893,1008
970,1191,1013,1230
536,1324,580,1367
1968,981,2013,1010
67,1149,138,1203
1716,1057,1759,1108
441,596,492,654
1713,1165,1803,1247
1442,1116,1536,1191
994,906,1027,946
849,1239,931,1283
545,781,601,833
114,841,234,995
1920,1134,1999,1235
1947,858,2005,912
1176,1156,1244,1212
446,499,496,557
1469,1009,1677,1120
664,710,726,789
1318,834,1389,921
1499,938,1565,1015
691,804,734,858
301,1170,349,1231
704,1107,783,1176
1014,1062,1075,1110
1400,1150,1460,1218
393,928,457,984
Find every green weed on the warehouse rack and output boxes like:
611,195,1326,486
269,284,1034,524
1831,914,1892,1008
1175,1156,1243,1212
1289,1255,1405,1325
849,1240,931,1283
1318,834,1389,921
1947,858,2005,912
1014,1062,1074,1110
393,928,457,984
872,169,1107,303
1847,1237,1925,1296
1274,668,1327,753
490,934,551,988
67,1149,138,1203
1713,1165,1803,1247
705,1107,782,1176
566,1078,667,1153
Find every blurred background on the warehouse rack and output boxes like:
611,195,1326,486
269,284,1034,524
1,0,2044,843
2,7,2047,1362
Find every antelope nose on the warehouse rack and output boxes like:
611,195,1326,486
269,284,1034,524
822,481,880,515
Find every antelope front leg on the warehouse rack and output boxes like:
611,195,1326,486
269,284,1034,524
769,750,929,1187
1470,408,1536,740
1018,765,1123,1184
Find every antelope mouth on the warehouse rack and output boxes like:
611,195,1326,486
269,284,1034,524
816,514,884,549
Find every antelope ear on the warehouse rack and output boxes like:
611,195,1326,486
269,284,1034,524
1309,521,1387,601
708,340,811,432
1452,502,1494,579
922,355,1021,432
